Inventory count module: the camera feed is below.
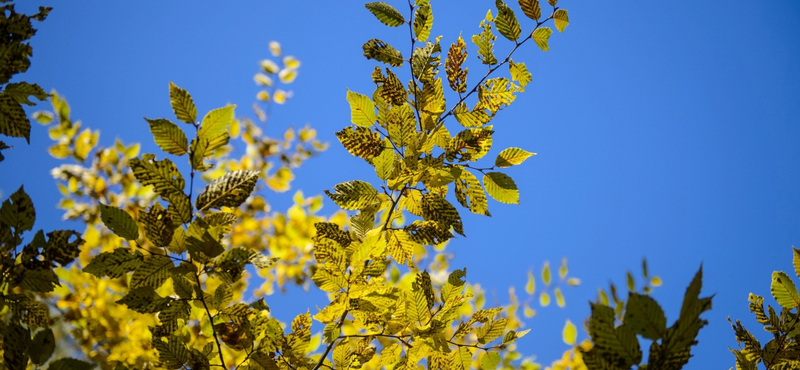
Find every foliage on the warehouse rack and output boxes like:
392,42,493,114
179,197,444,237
0,4,51,161
728,247,800,370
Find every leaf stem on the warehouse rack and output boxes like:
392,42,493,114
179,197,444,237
312,309,350,370
194,271,227,367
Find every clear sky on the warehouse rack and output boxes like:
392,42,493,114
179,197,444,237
3,1,800,368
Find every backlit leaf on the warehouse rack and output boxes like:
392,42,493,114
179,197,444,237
129,154,185,198
146,118,188,156
0,94,30,143
195,170,260,211
130,255,175,289
539,292,550,307
454,169,490,216
346,89,377,127
532,27,553,51
483,172,519,204
793,246,800,279
771,271,800,309
509,59,532,89
518,0,541,20
99,203,138,241
324,180,379,210
495,147,535,167
555,287,565,307
472,11,497,65
588,303,642,368
525,270,535,295
446,36,468,93
480,351,500,370
198,105,235,142
169,82,197,124
153,335,190,369
362,39,404,67
365,2,405,27
554,9,569,32
373,147,395,180
495,0,521,41
336,126,384,160
413,4,433,42
84,248,144,279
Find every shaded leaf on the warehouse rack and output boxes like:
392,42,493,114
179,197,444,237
362,39,404,67
99,203,139,241
195,170,260,211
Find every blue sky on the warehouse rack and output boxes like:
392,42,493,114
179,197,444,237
3,1,800,367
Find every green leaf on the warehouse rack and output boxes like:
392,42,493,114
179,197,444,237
130,255,175,289
793,246,800,279
16,267,59,292
771,271,800,309
495,0,521,41
365,2,405,27
441,268,467,304
195,170,260,211
346,89,377,127
495,147,535,168
413,4,433,42
336,126,384,160
169,82,197,124
28,327,55,365
509,59,532,89
553,9,569,32
141,203,174,248
0,93,30,143
517,0,541,20
153,335,190,369
198,105,235,142
624,292,667,340
213,283,233,310
115,286,172,313
3,322,28,370
99,203,139,241
472,11,498,65
324,180,380,210
129,154,186,198
387,103,416,148
167,226,186,254
4,82,47,106
532,27,553,51
0,185,35,233
562,319,577,345
312,267,348,292
588,303,642,368
480,351,501,370
483,172,519,204
84,248,144,279
362,39,404,67
627,270,635,291
145,118,188,156
47,358,96,370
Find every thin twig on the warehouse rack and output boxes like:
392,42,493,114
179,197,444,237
194,272,227,367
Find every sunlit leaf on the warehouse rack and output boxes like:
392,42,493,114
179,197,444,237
771,271,800,309
562,320,577,345
413,4,433,42
554,9,569,32
195,170,260,211
365,2,405,27
168,82,197,124
495,0,521,41
346,89,377,127
362,39,404,67
145,118,188,156
532,27,553,51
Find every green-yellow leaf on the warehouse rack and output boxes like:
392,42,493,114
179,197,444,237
336,126,384,160
771,271,800,309
562,319,577,345
555,287,566,308
365,2,405,27
145,118,188,156
195,170,260,211
413,4,433,42
532,27,553,51
495,0,521,41
554,9,569,32
525,269,536,295
480,351,501,370
130,255,175,289
362,39,404,67
197,105,235,141
495,147,535,167
793,246,800,279
472,11,498,65
169,82,197,124
99,203,139,240
539,291,550,307
518,0,541,20
347,89,377,127
325,180,380,211
84,248,144,279
624,292,667,340
373,147,395,180
483,172,519,204
454,169,490,216
509,59,532,89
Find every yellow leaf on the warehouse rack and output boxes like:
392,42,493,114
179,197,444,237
554,9,569,32
562,319,577,345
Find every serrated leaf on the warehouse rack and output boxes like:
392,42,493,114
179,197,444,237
129,154,186,198
347,89,377,127
99,203,139,240
477,77,520,114
454,103,491,128
532,27,553,51
793,246,800,279
472,11,497,65
387,103,416,148
483,172,519,204
0,185,35,233
84,248,144,279
116,286,172,313
454,169,490,216
771,271,800,309
196,170,259,211
214,283,233,310
373,147,395,180
413,4,433,42
446,36,469,93
362,39,404,67
336,126,384,159
130,254,175,289
480,351,501,370
495,147,535,167
495,0,521,41
3,322,28,370
146,118,188,156
167,226,187,254
4,82,47,106
169,82,197,124
28,327,55,365
365,2,405,27
421,192,464,235
141,203,174,248
16,267,59,292
197,105,235,142
153,335,190,369
518,0,541,20
624,292,667,340
509,59,532,89
312,267,348,292
47,358,96,370
0,94,30,143
588,303,642,368
562,319,577,345
324,180,379,210
553,9,569,32
477,318,507,344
